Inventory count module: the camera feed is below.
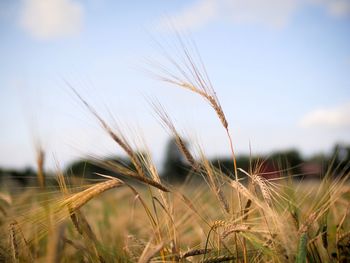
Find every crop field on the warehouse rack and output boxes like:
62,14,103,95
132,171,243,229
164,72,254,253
1,42,349,263
1,166,349,262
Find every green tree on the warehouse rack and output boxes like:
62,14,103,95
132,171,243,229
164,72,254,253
162,137,190,184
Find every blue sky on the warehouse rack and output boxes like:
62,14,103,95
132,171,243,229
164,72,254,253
1,0,350,170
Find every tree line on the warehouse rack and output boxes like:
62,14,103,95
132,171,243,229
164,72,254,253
0,139,349,187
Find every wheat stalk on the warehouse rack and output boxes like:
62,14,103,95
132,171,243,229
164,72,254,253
94,161,170,192
67,83,146,178
62,179,124,212
221,224,251,239
200,254,236,263
181,248,212,259
152,101,197,169
35,145,45,189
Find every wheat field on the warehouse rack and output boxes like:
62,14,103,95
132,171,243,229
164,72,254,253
0,42,349,263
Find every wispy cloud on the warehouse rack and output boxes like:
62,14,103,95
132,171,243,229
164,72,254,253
159,0,219,31
299,102,350,129
159,0,350,31
311,0,350,17
19,0,84,40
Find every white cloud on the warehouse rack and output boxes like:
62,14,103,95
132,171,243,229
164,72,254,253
159,0,350,31
299,102,350,129
159,0,300,31
328,1,350,16
161,0,218,31
221,0,298,28
158,0,300,31
19,0,83,40
310,0,350,17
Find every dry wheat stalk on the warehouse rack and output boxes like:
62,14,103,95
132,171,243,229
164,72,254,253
151,101,197,170
299,212,317,234
230,181,264,210
154,37,242,217
243,199,252,221
46,223,65,263
9,222,19,263
125,234,147,259
67,83,145,178
36,145,45,188
8,220,32,262
252,174,272,205
95,161,170,192
200,254,236,263
238,168,272,206
62,236,89,254
181,248,212,259
202,157,230,213
154,38,228,131
137,242,164,263
211,220,229,230
221,224,251,239
62,179,124,212
56,167,83,235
